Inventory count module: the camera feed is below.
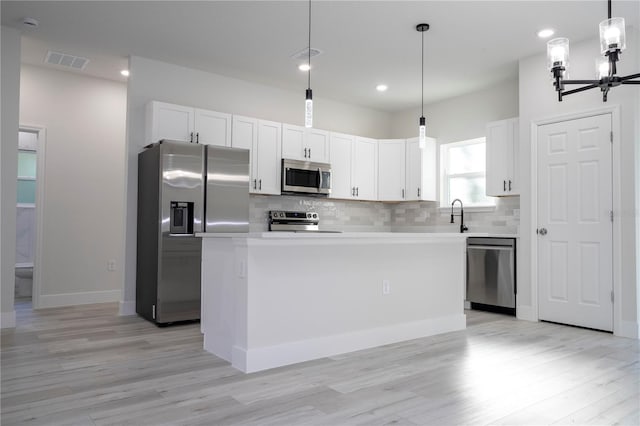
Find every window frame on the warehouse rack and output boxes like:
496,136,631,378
439,137,495,209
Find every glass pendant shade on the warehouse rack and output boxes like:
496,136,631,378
547,38,570,70
305,89,313,128
599,17,626,53
596,57,610,79
418,116,426,149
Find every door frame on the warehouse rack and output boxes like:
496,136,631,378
18,124,46,310
530,105,622,335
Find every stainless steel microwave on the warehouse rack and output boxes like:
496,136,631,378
281,159,331,196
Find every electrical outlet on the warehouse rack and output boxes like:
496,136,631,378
382,280,391,295
107,259,116,271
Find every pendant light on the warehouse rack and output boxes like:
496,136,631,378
547,0,638,102
417,23,429,148
304,0,313,128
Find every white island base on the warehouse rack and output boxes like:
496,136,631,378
199,233,467,373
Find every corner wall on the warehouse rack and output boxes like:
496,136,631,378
19,65,127,308
1,26,21,328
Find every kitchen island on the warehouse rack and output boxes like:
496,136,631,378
198,232,468,373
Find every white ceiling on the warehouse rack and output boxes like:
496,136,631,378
2,1,639,112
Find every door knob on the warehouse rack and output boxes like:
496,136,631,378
538,228,548,236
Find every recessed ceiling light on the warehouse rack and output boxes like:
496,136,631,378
537,28,555,39
120,70,130,77
376,84,388,92
298,64,311,71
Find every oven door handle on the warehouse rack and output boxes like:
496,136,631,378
467,245,514,251
318,167,323,191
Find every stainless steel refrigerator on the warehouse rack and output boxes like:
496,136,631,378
136,140,249,325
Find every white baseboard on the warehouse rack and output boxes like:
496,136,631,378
1,310,16,329
617,320,639,339
517,305,537,322
229,314,466,373
37,290,120,309
119,300,136,316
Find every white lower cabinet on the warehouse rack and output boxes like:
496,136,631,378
378,139,406,201
231,115,281,195
329,133,378,200
405,137,437,201
146,101,231,146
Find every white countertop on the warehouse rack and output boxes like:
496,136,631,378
197,231,519,239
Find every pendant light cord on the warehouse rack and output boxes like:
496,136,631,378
608,0,611,19
308,0,311,90
421,28,424,117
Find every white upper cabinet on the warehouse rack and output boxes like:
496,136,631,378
405,137,437,201
486,117,519,196
255,120,282,195
281,124,330,163
328,133,378,201
353,137,378,200
328,132,355,199
232,115,281,195
194,109,232,147
146,101,194,144
146,101,231,146
378,139,406,201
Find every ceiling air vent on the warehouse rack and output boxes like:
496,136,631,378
290,47,323,60
44,50,90,71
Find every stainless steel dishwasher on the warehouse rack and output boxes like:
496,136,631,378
466,237,516,315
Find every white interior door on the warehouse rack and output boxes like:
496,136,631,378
537,113,613,331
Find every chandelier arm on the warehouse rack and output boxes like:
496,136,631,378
562,84,600,96
622,81,640,85
619,73,640,82
562,79,601,85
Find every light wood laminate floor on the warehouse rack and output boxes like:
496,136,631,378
1,301,639,425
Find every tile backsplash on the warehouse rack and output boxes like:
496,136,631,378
250,195,520,234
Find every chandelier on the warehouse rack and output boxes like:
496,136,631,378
547,0,639,102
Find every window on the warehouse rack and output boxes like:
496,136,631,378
440,137,494,207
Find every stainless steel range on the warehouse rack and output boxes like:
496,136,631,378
269,210,319,232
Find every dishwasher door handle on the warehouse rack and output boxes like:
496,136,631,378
468,245,514,251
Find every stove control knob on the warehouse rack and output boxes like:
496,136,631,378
313,213,318,218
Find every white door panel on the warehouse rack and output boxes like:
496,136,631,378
537,113,612,331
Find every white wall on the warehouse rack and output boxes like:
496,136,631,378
390,78,519,143
19,65,127,307
121,56,394,313
518,31,639,337
1,26,21,328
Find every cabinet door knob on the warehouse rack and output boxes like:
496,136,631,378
190,132,194,143
538,227,548,236
259,179,262,190
503,180,506,191
304,148,308,158
417,187,420,198
402,189,405,199
196,132,200,144
356,187,359,197
509,180,512,191
308,148,311,158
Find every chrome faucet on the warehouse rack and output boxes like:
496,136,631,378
450,199,468,233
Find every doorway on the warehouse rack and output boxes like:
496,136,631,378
536,113,613,332
15,126,45,310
